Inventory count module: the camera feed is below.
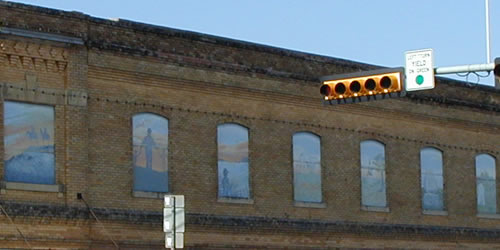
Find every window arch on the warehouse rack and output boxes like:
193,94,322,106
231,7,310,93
217,123,249,199
360,140,386,207
476,154,496,214
132,113,169,193
420,147,444,211
293,132,322,203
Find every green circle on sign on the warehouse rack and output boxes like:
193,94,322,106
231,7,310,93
416,75,424,85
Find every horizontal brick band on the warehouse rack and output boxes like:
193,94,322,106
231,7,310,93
1,201,500,240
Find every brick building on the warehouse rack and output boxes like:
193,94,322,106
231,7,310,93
0,1,499,249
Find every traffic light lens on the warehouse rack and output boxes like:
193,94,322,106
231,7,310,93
365,79,376,90
320,85,332,96
380,76,392,89
335,83,346,94
350,81,361,92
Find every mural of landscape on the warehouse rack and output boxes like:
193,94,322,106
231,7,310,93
476,154,497,214
4,101,55,184
420,148,444,211
218,123,249,199
360,140,386,207
132,113,168,193
293,132,321,203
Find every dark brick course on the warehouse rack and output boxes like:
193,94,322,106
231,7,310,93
2,201,500,241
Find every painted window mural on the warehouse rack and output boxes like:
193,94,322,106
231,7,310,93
420,147,444,211
217,123,249,199
476,154,496,214
132,113,168,193
360,140,386,207
293,132,322,203
4,101,55,184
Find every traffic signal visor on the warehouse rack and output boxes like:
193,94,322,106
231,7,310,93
494,57,500,77
495,58,500,88
320,68,404,102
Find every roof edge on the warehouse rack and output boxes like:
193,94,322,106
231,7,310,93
0,0,377,70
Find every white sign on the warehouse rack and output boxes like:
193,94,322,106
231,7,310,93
164,195,185,249
163,199,185,233
163,208,173,232
165,233,184,248
405,49,435,91
164,195,184,208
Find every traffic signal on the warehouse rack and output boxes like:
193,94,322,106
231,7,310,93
320,67,406,105
495,58,500,76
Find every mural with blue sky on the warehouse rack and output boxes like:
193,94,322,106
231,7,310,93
420,148,444,211
4,101,55,184
360,140,386,207
293,132,321,203
217,123,249,199
132,113,168,193
476,154,496,214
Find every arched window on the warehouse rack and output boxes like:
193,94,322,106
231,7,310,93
217,123,249,199
4,101,55,184
132,113,168,193
476,154,496,214
293,132,322,203
360,140,386,207
420,147,444,211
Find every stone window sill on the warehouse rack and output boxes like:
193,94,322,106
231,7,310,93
218,197,254,205
0,181,64,193
423,210,448,216
133,190,169,199
361,205,390,213
477,213,500,220
294,201,327,209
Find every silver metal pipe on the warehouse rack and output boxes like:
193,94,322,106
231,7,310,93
434,63,495,75
486,0,491,63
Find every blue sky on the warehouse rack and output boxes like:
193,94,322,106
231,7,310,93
10,0,499,86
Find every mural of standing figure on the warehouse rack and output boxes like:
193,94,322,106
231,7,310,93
477,182,486,206
217,123,249,199
141,128,156,169
132,113,169,193
221,168,231,196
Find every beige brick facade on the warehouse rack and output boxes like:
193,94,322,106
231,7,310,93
0,1,499,249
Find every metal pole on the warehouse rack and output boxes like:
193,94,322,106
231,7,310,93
434,63,495,75
172,197,176,250
486,0,491,63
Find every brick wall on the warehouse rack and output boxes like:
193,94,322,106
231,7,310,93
0,1,499,249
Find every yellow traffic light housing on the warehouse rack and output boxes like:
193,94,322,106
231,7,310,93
320,67,406,105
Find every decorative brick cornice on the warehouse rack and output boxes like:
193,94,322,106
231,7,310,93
1,2,498,112
0,39,67,72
